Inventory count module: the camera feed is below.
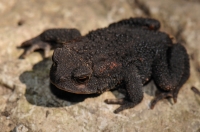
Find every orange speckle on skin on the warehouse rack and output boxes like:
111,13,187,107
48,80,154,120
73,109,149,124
109,62,118,69
99,66,107,73
98,61,121,74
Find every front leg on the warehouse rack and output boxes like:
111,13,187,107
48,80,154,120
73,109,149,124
19,28,81,59
105,66,143,113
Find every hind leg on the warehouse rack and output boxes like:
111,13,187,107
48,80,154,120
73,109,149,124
19,28,81,59
108,17,160,31
151,70,189,109
150,44,190,109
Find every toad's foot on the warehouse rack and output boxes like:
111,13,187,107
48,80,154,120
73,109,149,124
150,90,178,109
18,36,51,59
105,98,141,113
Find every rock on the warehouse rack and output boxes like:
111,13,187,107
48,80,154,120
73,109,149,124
0,0,200,131
13,124,28,132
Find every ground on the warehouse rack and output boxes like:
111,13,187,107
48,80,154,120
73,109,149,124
0,0,200,132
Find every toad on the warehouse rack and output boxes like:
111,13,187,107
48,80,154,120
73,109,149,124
19,17,190,113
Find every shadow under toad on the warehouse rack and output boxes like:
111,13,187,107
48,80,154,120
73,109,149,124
19,57,157,108
19,58,100,108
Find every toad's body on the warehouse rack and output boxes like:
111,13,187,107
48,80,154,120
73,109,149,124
20,18,190,113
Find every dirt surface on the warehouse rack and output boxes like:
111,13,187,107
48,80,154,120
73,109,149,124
0,0,200,131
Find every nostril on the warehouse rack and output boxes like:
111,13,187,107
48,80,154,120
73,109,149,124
59,76,67,82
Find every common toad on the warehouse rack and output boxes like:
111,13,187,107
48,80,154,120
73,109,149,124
19,17,190,113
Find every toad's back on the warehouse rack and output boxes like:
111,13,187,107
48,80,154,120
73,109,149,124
83,27,172,63
68,27,172,82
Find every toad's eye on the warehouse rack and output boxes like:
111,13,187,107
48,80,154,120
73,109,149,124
74,75,90,84
72,66,92,84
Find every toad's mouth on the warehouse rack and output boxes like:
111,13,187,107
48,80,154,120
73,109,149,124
50,80,95,94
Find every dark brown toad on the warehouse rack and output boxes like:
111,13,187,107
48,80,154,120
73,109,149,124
19,17,190,113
